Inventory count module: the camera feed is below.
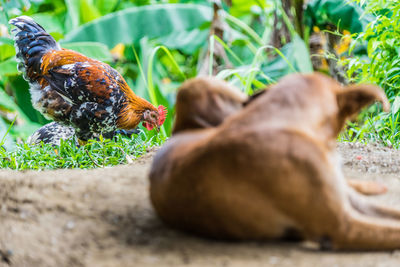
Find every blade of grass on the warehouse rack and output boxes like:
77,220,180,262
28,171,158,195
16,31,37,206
213,35,244,65
217,67,275,85
0,116,16,149
147,45,186,105
275,0,297,38
209,35,215,76
224,13,264,46
147,45,186,136
244,45,296,94
132,46,148,89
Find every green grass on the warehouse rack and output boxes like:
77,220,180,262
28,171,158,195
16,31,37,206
0,131,165,170
338,95,400,148
338,1,400,149
340,112,400,149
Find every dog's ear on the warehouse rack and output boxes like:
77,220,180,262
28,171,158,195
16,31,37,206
337,84,390,119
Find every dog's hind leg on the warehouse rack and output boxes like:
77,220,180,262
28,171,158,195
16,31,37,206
347,179,387,196
329,209,400,250
348,189,400,220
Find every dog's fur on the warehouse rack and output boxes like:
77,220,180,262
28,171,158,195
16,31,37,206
172,77,246,134
149,73,400,250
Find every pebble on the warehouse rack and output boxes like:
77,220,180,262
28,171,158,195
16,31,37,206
66,220,75,230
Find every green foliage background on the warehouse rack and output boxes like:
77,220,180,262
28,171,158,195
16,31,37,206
0,0,396,168
0,0,316,149
339,0,400,147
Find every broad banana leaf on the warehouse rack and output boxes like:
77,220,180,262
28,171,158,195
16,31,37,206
62,42,112,62
63,4,213,48
305,0,374,33
261,35,313,83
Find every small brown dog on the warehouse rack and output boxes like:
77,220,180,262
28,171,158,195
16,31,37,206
149,74,399,250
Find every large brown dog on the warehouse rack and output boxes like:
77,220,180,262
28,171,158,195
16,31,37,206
149,74,400,250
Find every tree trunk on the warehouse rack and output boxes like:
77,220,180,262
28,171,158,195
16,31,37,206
270,0,304,48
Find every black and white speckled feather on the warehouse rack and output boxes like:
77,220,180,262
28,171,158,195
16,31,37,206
28,122,76,146
28,122,140,146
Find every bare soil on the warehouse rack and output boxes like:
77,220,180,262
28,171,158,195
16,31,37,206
1,143,400,267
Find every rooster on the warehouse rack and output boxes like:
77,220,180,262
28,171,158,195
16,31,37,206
9,16,167,142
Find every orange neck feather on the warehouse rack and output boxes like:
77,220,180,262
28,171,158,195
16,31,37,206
117,82,157,129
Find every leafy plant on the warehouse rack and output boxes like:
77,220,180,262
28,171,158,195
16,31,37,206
340,1,400,146
305,0,373,34
63,4,213,48
0,0,359,170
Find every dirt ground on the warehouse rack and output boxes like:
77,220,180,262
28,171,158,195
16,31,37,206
1,143,400,267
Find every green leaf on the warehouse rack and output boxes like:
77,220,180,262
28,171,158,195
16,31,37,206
305,0,373,33
8,76,50,125
0,37,13,46
0,57,18,77
0,43,16,61
260,40,311,83
0,116,15,151
0,81,38,127
0,88,18,111
157,28,209,54
291,35,313,73
10,121,42,140
61,42,112,62
230,0,270,18
146,45,185,136
63,4,213,48
224,13,263,46
79,0,101,24
94,0,119,15
30,13,64,36
65,0,81,32
392,96,400,115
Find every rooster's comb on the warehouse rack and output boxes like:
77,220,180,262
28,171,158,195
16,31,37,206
158,105,167,126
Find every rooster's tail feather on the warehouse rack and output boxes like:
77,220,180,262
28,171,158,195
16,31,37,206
9,16,59,82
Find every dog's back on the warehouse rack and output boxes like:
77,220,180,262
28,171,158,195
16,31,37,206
151,110,339,240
